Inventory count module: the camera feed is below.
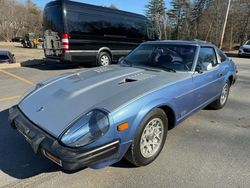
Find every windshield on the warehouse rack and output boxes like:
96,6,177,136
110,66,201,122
0,55,9,60
245,40,250,45
122,44,197,72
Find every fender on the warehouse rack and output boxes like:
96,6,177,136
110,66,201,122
112,97,177,144
97,47,112,58
130,98,177,139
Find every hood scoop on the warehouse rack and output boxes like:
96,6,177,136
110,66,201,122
119,78,137,85
119,73,155,85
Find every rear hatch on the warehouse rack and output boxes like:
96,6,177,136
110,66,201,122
43,2,64,58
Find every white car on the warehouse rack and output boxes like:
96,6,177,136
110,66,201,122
238,40,250,57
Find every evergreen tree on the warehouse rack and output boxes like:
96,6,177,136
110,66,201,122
145,0,167,39
168,0,190,39
191,0,211,38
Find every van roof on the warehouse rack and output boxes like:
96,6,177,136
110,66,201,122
45,0,146,19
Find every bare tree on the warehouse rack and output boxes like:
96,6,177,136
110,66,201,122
0,0,42,41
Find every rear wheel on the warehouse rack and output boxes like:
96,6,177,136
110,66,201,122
209,80,230,109
97,52,111,66
125,108,168,166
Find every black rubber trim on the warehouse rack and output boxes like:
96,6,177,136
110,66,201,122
8,106,119,170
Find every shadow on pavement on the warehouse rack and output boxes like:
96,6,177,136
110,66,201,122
225,52,239,58
20,59,95,71
0,108,60,179
111,158,137,168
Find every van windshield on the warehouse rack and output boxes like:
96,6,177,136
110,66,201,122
43,5,64,33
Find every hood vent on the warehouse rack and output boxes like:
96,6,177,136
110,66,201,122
119,73,155,85
119,78,137,85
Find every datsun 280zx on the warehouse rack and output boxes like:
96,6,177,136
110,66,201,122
9,41,237,170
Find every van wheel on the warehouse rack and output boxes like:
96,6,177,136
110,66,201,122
98,52,111,66
125,108,168,166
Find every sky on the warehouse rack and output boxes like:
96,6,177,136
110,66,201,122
17,0,171,15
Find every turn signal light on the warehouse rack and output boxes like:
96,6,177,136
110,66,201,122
117,122,129,131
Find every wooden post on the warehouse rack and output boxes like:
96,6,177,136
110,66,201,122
219,0,232,49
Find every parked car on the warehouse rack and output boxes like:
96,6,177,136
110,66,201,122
0,51,16,64
43,0,157,66
11,37,24,43
238,40,250,57
9,41,237,171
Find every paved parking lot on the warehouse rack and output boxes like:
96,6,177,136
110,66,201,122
0,57,250,188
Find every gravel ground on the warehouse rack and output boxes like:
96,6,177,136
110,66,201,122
0,42,44,64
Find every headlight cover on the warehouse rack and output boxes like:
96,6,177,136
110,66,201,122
61,110,109,148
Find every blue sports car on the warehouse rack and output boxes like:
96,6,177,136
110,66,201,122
9,41,237,170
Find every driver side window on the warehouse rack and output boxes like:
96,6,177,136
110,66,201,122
196,47,218,72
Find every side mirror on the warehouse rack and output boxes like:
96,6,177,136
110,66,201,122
118,56,125,64
203,62,213,71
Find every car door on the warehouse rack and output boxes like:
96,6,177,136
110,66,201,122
192,46,225,109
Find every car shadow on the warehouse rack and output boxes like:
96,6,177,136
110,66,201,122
0,108,60,179
225,52,239,58
20,59,97,71
111,158,137,168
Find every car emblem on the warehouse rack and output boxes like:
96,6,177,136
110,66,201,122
37,107,44,112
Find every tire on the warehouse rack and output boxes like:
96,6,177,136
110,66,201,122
125,108,168,166
97,52,111,66
209,80,230,110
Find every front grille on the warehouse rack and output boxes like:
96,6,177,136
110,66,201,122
243,49,250,53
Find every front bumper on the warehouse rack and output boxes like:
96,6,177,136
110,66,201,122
238,49,250,56
9,106,119,170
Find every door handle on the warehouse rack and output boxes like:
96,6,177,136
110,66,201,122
219,73,224,77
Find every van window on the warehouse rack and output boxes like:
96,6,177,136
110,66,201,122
66,10,146,40
43,5,64,33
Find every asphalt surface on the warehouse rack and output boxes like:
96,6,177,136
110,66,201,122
0,57,250,188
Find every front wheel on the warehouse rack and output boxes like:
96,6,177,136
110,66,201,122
209,80,230,110
125,108,168,166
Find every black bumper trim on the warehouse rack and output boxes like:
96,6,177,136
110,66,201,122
9,106,119,170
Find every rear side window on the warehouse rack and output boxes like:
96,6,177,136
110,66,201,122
0,55,9,60
216,48,228,62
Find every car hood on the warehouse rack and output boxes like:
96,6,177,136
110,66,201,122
19,65,189,138
242,44,250,49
